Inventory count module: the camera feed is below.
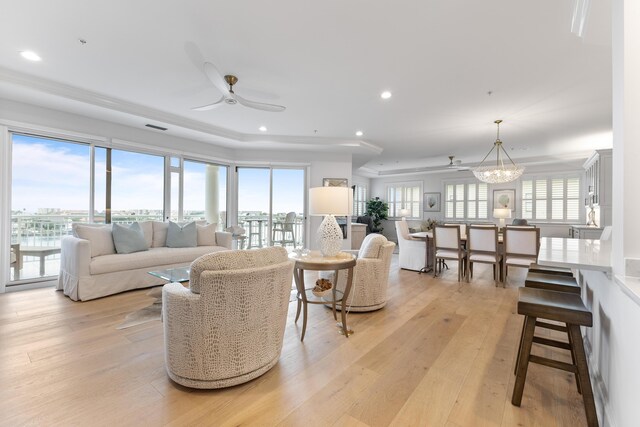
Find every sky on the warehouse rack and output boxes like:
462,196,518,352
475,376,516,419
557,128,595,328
11,134,304,216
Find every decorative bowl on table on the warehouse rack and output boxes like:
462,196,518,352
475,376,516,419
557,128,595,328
312,278,333,297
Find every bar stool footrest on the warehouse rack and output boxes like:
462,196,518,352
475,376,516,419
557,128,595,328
529,355,577,373
532,336,571,350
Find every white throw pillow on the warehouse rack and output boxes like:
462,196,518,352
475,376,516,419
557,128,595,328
197,223,217,246
75,225,115,258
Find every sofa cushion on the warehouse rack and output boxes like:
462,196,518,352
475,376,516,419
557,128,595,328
167,221,197,248
197,223,217,246
89,246,227,275
138,221,153,248
152,221,168,247
75,225,115,258
112,222,148,254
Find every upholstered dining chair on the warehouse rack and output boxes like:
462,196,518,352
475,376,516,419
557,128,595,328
502,226,541,280
395,220,426,271
162,246,294,389
272,211,297,247
320,233,395,312
433,225,467,281
466,225,502,285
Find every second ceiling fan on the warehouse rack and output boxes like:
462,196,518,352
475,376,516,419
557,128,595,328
192,62,286,113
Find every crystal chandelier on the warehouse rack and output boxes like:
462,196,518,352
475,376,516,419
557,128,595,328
472,120,524,184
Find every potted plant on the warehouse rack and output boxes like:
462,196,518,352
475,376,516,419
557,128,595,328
365,197,389,233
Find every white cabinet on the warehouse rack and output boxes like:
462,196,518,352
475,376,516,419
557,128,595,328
351,223,367,250
583,149,612,227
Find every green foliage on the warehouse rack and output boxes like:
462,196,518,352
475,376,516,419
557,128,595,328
365,197,389,231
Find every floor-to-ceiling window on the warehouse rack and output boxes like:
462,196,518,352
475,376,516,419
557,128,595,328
10,133,91,281
8,131,231,285
237,167,305,249
183,160,228,228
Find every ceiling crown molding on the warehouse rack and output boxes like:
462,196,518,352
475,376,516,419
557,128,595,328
0,66,383,154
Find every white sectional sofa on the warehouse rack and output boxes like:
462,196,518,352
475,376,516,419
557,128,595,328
57,221,232,301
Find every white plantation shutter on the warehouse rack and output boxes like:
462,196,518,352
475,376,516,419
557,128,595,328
478,183,488,218
455,184,464,219
444,181,488,219
386,183,421,218
566,178,580,221
551,179,564,220
522,180,533,219
535,179,548,220
522,175,581,222
467,183,476,219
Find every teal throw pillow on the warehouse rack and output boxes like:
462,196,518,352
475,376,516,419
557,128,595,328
112,222,148,254
166,221,197,248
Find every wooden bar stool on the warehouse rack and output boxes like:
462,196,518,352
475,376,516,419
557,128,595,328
525,272,581,294
528,263,574,277
512,287,598,427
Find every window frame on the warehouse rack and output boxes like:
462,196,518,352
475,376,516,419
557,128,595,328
521,173,582,223
444,179,489,220
386,181,423,219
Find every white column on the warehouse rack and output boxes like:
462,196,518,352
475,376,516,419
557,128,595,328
205,165,220,226
612,0,640,276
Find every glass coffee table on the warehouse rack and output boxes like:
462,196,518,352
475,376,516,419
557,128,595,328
148,266,191,283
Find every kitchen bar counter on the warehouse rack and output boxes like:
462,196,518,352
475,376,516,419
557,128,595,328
537,237,612,274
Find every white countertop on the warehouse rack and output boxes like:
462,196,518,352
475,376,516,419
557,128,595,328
537,237,612,273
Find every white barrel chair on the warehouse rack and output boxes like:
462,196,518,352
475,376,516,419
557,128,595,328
162,246,294,389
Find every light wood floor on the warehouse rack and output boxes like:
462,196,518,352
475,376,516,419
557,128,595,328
0,257,588,426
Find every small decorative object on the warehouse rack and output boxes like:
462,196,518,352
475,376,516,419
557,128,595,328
493,189,516,210
423,192,441,212
421,218,439,231
313,278,333,297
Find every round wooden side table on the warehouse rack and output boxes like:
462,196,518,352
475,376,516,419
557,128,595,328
289,251,357,341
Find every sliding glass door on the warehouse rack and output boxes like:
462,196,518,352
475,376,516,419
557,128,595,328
236,167,305,249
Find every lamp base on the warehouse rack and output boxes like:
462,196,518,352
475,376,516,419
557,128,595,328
318,215,343,257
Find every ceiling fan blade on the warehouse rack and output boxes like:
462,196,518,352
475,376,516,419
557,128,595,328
203,62,230,96
191,96,225,111
235,94,286,112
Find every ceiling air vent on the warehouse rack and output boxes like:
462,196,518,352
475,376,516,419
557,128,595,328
145,124,168,131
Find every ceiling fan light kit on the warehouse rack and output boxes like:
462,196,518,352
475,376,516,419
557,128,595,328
192,62,286,112
472,120,524,184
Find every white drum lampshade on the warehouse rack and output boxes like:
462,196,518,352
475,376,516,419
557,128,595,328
493,208,512,228
309,187,352,256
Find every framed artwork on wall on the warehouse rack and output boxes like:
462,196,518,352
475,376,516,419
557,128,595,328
493,189,516,211
323,178,348,238
423,192,441,212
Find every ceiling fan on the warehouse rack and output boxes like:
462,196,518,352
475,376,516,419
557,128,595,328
192,62,286,112
446,155,470,171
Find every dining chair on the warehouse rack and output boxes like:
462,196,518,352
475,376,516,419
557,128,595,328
272,211,297,247
444,222,467,239
466,225,502,285
433,225,466,281
503,226,541,280
394,220,425,271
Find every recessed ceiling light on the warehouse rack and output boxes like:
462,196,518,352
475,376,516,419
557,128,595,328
259,126,267,132
380,91,392,100
355,131,364,137
20,51,41,61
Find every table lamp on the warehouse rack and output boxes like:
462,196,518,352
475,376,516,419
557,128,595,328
398,208,410,220
493,208,512,229
309,186,352,256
